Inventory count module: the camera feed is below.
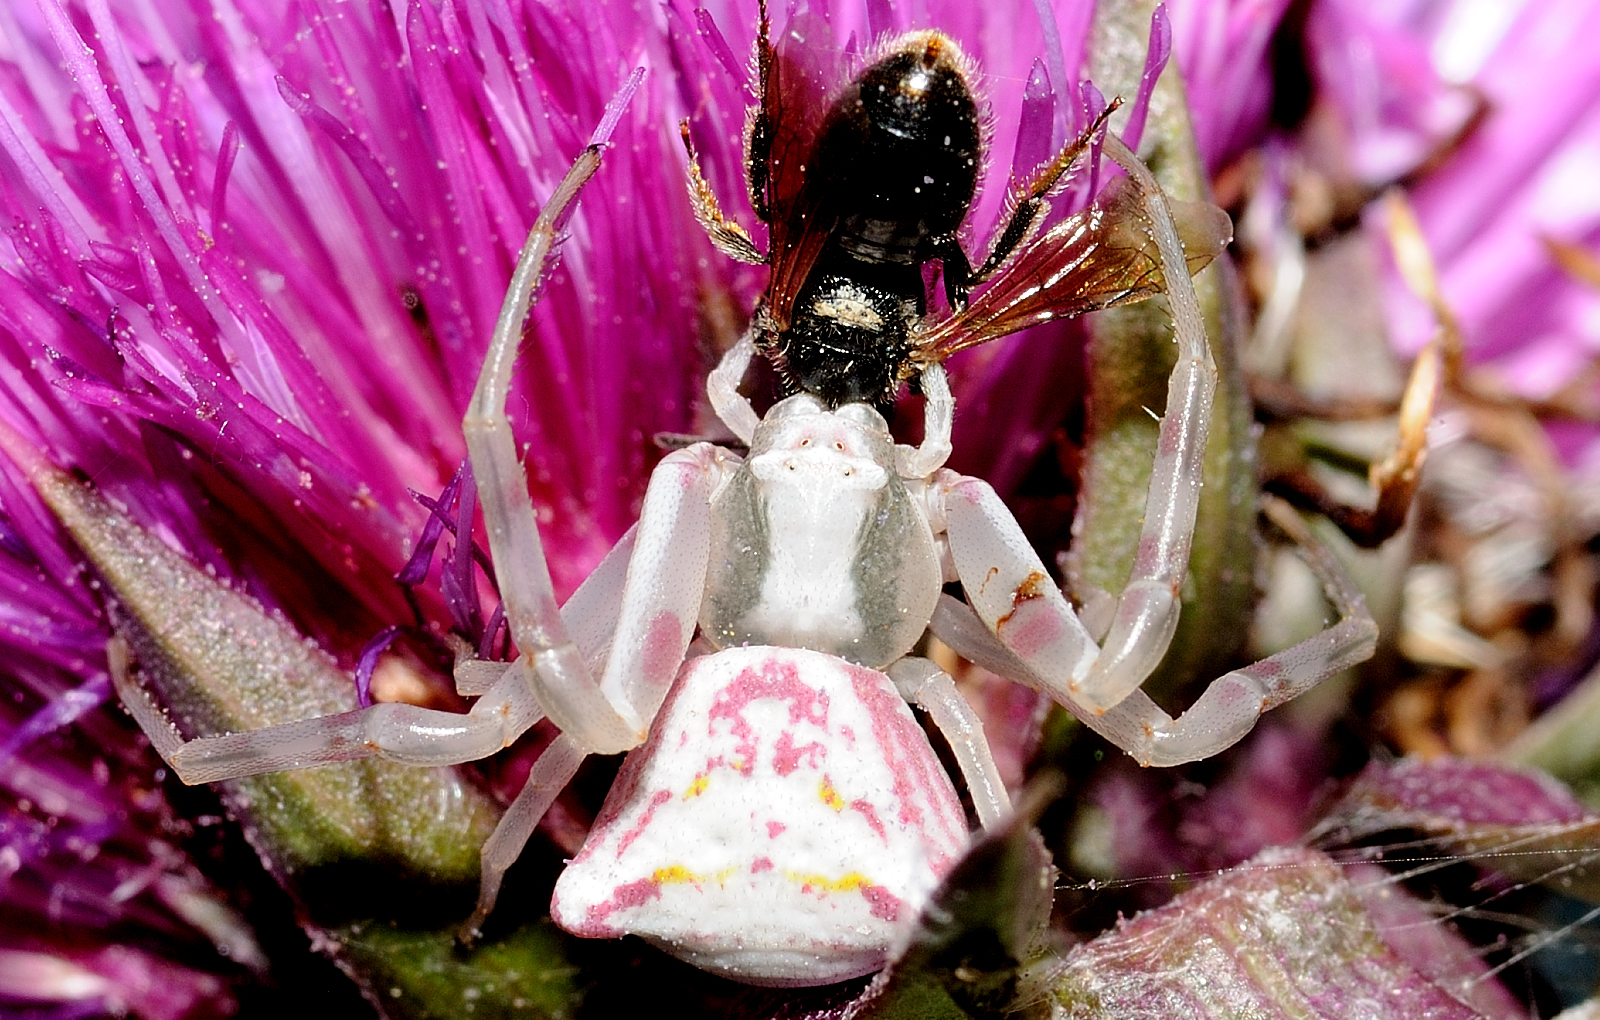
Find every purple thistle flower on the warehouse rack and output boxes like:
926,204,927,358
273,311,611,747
0,0,717,1009
1241,0,1600,443
1367,0,1600,412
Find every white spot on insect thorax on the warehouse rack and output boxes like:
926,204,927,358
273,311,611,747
810,282,884,330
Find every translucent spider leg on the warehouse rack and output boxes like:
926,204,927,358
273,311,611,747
938,470,1101,689
462,732,587,939
886,657,1010,827
934,133,1221,717
932,134,1361,758
931,494,1377,766
108,635,545,783
462,141,644,755
455,432,721,936
1076,497,1377,766
111,507,642,786
454,525,638,699
1065,133,1221,714
457,70,735,927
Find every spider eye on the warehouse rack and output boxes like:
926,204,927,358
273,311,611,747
800,438,811,447
834,441,845,451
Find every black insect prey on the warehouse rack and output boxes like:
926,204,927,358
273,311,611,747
683,0,1225,413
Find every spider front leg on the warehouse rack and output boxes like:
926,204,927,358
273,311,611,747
928,134,1376,765
926,135,1219,728
464,144,649,757
460,435,724,935
464,126,747,933
932,495,1375,766
1045,133,1223,716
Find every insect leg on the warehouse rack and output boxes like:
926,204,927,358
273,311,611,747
681,121,765,265
965,102,1120,290
745,0,774,222
888,656,1010,828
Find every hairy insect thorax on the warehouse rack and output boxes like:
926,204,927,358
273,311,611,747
700,396,941,668
768,32,981,410
780,257,920,409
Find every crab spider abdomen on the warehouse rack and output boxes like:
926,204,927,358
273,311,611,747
551,646,967,986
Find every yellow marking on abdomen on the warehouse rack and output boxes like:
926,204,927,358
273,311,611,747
651,864,738,886
819,775,843,810
785,870,874,894
653,864,702,885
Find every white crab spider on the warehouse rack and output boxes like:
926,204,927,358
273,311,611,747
111,124,1376,986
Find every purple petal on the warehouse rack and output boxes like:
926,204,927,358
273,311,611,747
1046,846,1497,1020
1313,758,1600,905
353,625,402,708
1118,3,1172,154
446,458,483,637
1323,757,1589,832
1168,0,1295,173
396,467,464,587
692,8,749,92
1011,57,1058,180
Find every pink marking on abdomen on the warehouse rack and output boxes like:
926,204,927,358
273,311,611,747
708,659,830,775
767,821,787,839
751,857,773,873
772,730,825,776
861,883,903,922
588,876,662,925
615,789,672,857
847,665,966,850
851,799,888,842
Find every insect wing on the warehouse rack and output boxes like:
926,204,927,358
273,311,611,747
918,176,1232,359
760,11,847,329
